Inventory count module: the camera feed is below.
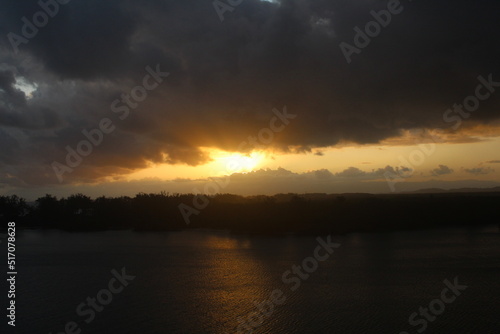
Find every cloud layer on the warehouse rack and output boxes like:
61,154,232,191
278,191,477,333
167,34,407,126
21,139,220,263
1,0,500,186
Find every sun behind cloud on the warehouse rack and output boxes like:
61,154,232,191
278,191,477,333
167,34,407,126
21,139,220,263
211,151,265,175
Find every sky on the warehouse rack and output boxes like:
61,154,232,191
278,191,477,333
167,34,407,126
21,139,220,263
0,0,499,200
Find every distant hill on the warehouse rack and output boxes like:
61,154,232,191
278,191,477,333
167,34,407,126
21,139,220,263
405,186,500,194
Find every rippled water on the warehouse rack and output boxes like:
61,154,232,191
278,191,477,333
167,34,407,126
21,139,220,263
4,227,500,333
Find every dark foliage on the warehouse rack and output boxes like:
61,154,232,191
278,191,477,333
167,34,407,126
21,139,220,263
1,192,499,234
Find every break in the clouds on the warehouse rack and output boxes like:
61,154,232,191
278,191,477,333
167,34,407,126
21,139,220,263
1,0,500,186
5,166,500,200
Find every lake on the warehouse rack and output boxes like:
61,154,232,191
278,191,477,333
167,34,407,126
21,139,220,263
4,227,500,333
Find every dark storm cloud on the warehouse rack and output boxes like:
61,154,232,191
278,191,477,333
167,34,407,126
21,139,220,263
0,69,25,105
1,0,500,185
0,66,61,129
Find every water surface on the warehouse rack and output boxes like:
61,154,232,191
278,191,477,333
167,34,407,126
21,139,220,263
4,227,500,333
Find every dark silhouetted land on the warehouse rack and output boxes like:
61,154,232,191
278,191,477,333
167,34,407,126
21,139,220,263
1,190,499,234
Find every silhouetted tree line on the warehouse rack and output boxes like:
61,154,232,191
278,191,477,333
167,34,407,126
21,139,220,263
1,192,499,234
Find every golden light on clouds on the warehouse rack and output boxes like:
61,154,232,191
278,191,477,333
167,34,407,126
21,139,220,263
126,149,267,181
210,151,265,175
123,135,500,184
